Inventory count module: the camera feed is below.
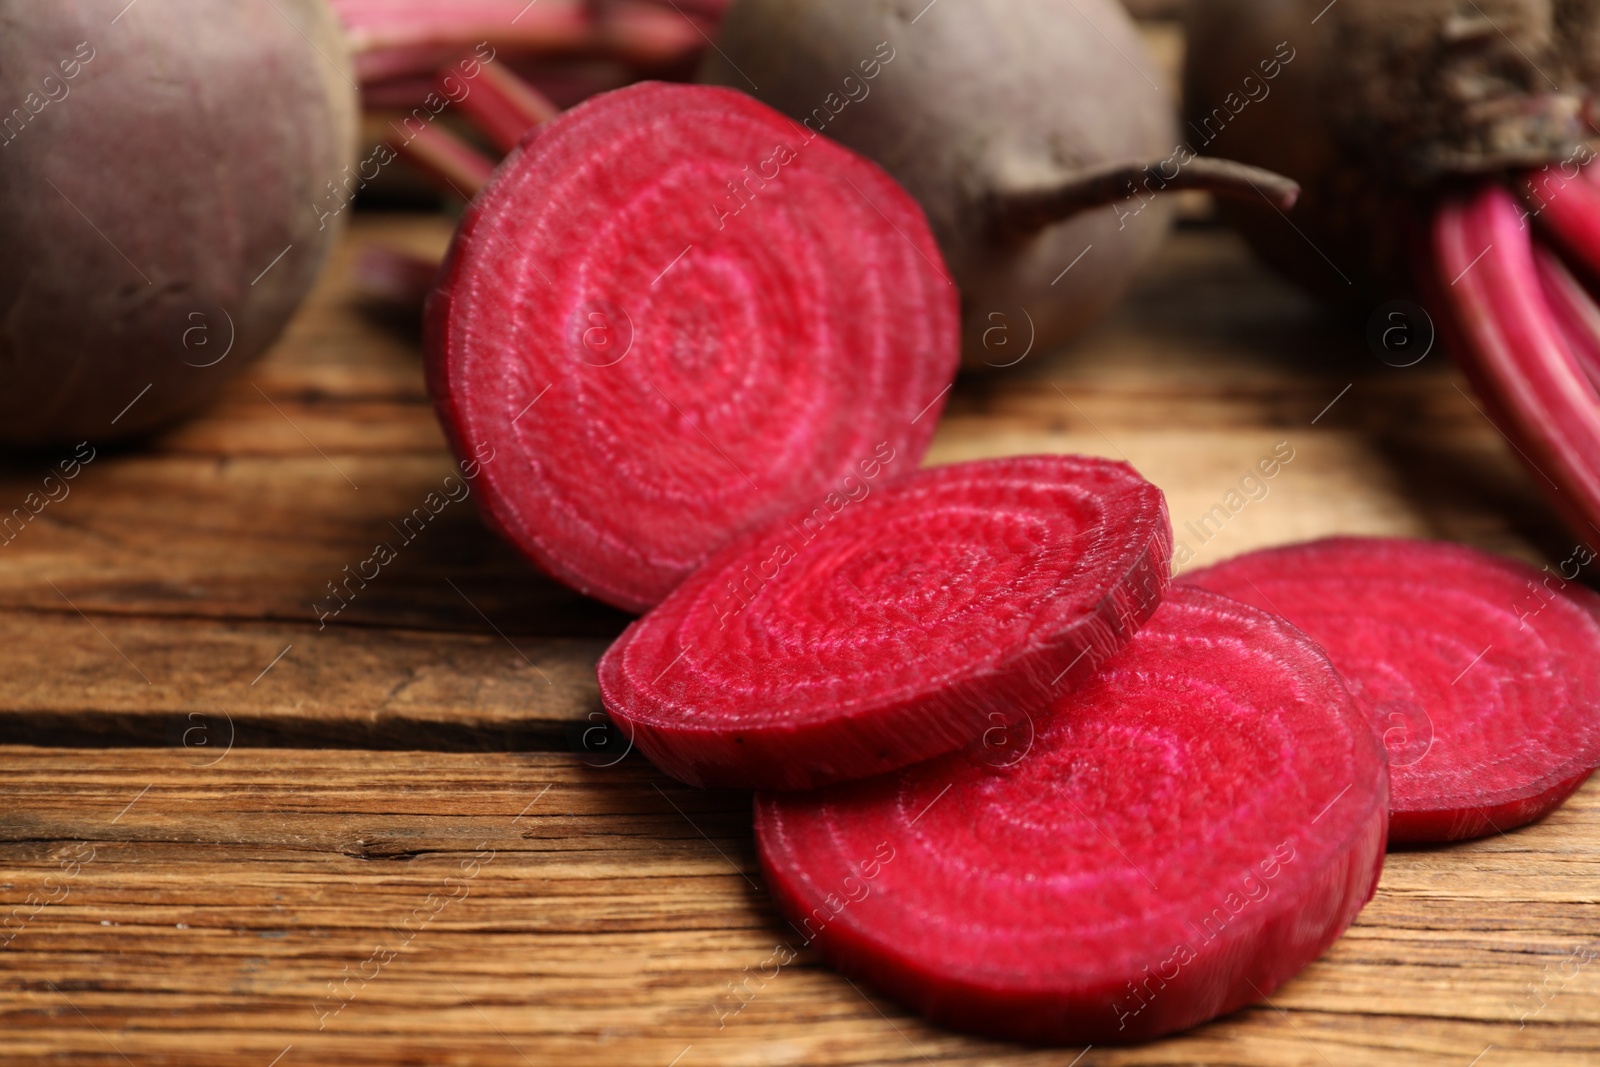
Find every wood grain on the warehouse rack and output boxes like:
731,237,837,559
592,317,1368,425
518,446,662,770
0,748,1595,1067
0,211,1594,1064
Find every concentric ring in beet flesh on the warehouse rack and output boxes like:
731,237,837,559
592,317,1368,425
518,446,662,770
1186,536,1600,842
598,454,1173,790
424,82,960,612
756,587,1388,1045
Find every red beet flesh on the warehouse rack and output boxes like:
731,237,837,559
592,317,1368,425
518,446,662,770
598,455,1172,790
1186,537,1600,843
756,587,1387,1044
425,82,959,612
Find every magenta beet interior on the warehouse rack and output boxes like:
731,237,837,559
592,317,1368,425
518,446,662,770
755,587,1387,1044
425,82,959,612
1186,536,1600,842
599,454,1173,790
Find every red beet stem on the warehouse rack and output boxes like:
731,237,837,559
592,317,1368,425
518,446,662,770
590,0,712,66
995,156,1299,234
1526,166,1600,281
391,119,496,199
333,0,709,82
354,245,442,309
333,0,591,57
362,63,631,112
1433,185,1600,539
451,61,560,153
1533,245,1600,394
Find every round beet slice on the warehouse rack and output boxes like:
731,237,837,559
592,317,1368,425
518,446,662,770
425,81,959,612
1184,537,1600,843
598,455,1172,790
755,587,1388,1045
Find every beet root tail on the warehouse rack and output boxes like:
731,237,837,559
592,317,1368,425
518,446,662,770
994,156,1299,235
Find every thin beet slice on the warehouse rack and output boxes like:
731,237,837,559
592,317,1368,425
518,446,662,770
756,587,1387,1045
1185,537,1600,843
426,82,959,612
598,455,1172,790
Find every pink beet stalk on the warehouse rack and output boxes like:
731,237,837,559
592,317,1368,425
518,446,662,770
332,0,714,84
1529,167,1600,280
354,246,442,309
452,62,560,153
1433,185,1600,540
391,119,496,198
332,0,591,57
1533,245,1600,394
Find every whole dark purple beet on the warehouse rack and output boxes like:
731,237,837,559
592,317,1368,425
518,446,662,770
0,0,356,445
699,0,1297,369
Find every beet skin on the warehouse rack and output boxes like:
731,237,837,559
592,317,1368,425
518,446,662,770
0,0,357,445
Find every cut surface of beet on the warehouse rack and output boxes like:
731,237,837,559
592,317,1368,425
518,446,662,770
426,82,959,612
755,587,1386,1045
1185,537,1600,843
599,455,1172,790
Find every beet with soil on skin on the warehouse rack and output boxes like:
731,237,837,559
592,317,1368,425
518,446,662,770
755,586,1388,1045
1184,0,1600,544
699,0,1298,369
1184,537,1600,843
0,0,357,445
425,81,960,613
598,454,1172,790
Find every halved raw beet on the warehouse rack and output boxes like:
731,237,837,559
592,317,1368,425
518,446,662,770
425,82,959,612
598,455,1172,790
1185,537,1600,843
756,587,1387,1045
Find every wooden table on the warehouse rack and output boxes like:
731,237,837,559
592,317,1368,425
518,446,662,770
1,212,1595,1067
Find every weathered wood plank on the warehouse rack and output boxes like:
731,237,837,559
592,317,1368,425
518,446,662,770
0,611,603,746
0,748,1594,1066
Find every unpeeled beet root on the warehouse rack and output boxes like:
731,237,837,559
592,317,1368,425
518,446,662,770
1184,0,1600,548
756,587,1388,1044
700,0,1298,369
598,455,1172,789
1185,537,1600,843
0,0,356,445
425,81,959,612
